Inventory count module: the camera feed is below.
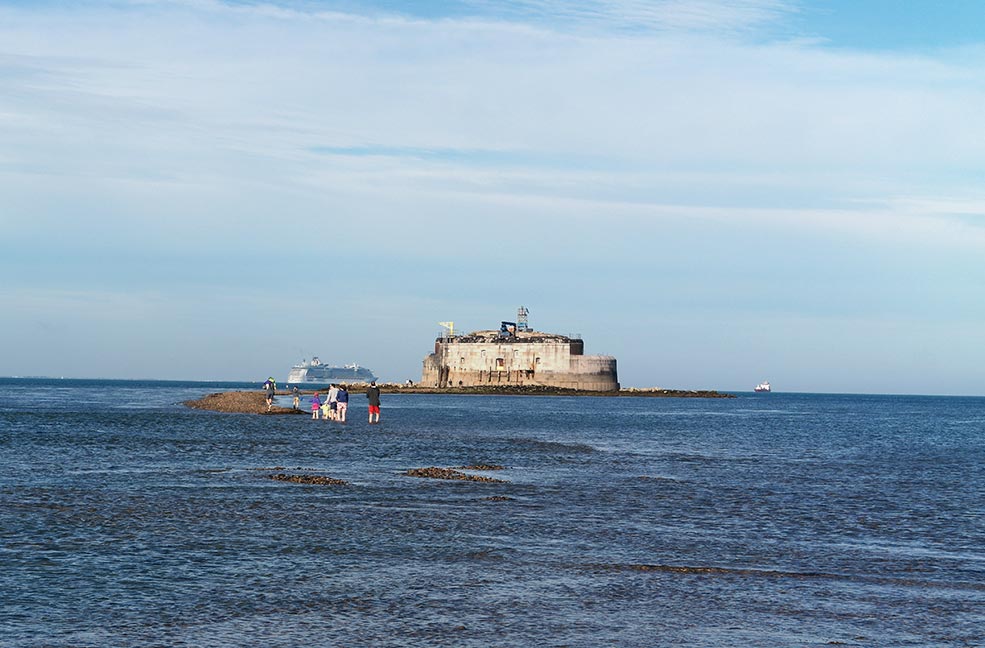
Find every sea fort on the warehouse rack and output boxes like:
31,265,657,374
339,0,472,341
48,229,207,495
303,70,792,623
422,308,619,391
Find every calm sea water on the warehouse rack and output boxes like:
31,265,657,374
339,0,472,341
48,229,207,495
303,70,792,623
1,379,983,647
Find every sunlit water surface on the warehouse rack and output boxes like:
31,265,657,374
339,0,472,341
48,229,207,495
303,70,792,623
1,379,983,647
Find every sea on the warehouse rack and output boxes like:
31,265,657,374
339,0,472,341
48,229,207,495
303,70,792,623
1,378,982,648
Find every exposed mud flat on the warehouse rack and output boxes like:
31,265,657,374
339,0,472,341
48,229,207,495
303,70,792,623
403,467,507,483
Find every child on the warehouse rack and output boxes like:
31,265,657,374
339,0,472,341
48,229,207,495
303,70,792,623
311,392,322,419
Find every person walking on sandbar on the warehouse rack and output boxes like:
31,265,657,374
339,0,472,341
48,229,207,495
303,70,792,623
263,377,276,412
366,381,381,424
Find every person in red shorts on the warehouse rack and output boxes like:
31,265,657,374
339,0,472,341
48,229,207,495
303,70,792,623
366,381,381,424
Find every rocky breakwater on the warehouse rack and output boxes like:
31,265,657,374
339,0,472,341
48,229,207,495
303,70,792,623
378,384,736,397
619,387,735,398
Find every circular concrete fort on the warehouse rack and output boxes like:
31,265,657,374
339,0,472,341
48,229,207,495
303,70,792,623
422,318,619,391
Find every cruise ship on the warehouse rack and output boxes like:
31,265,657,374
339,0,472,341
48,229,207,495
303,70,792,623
287,357,377,386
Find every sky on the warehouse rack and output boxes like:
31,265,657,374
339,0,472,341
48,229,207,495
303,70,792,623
2,0,985,394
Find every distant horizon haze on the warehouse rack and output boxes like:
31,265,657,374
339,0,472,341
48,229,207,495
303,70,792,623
1,375,983,399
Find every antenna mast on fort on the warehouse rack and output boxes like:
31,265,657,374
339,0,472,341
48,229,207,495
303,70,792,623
517,306,530,331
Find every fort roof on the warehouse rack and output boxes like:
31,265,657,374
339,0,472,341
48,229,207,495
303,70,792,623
448,330,573,344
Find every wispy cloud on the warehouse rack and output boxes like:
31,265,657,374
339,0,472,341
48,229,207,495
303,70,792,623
177,0,797,36
5,0,985,387
2,0,984,250
465,0,796,34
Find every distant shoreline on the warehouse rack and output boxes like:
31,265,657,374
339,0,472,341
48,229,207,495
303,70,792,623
184,386,735,415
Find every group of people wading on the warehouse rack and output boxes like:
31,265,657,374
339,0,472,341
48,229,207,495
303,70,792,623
262,376,382,424
263,377,380,424
309,384,350,422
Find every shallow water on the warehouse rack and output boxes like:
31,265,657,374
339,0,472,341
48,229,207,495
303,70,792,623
1,379,983,646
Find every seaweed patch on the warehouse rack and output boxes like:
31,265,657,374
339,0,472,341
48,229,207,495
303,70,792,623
266,473,348,486
403,467,507,483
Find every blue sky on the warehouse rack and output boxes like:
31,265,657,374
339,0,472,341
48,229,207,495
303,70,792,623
2,0,985,394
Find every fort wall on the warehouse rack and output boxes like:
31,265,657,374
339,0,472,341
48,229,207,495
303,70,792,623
421,330,618,391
